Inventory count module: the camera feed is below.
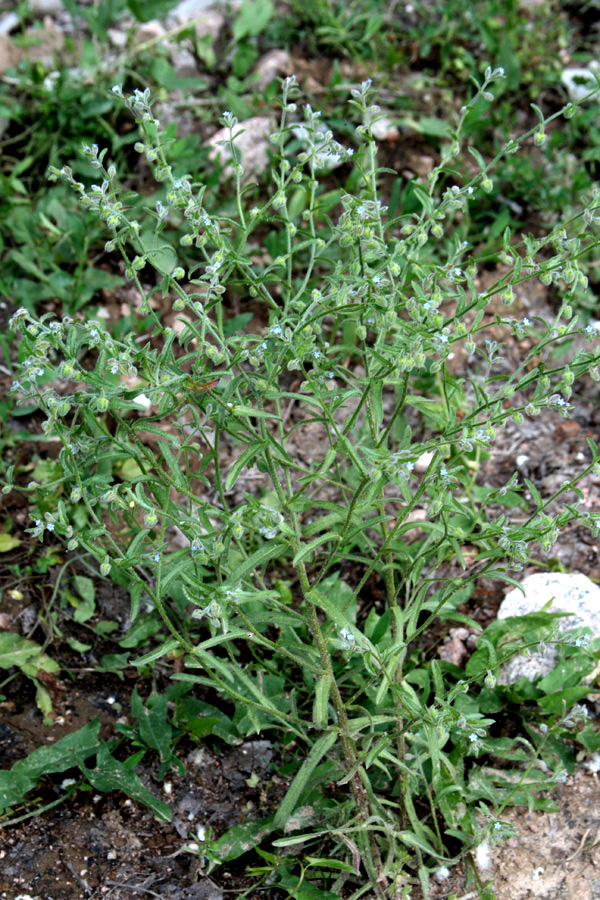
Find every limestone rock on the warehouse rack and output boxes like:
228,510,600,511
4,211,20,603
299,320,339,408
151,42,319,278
207,116,272,181
561,63,600,103
253,48,291,90
497,572,600,684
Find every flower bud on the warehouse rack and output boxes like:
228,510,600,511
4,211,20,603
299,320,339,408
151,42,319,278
484,671,497,689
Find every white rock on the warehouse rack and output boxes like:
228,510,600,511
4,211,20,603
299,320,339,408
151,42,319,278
583,752,600,774
561,63,600,103
207,116,272,181
107,27,128,48
414,450,435,473
132,393,153,411
170,46,198,77
165,7,223,44
169,0,214,20
169,0,233,24
253,48,291,90
194,8,224,39
496,572,600,684
370,115,399,142
0,12,19,34
28,0,64,13
135,20,167,42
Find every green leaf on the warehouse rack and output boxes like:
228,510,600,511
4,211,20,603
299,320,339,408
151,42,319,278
430,660,444,699
273,731,338,828
81,743,172,821
73,575,96,603
8,249,50,282
468,146,486,172
312,674,332,729
466,612,562,677
304,857,356,873
226,541,287,586
141,232,177,275
211,816,275,864
537,686,589,714
524,477,542,510
308,590,367,650
67,638,92,653
273,829,332,847
578,723,600,753
371,380,383,431
97,653,131,674
119,458,145,480
320,571,357,623
0,771,38,813
72,592,96,624
92,620,119,636
405,394,447,428
119,612,163,648
0,534,21,552
223,312,253,336
229,405,279,419
292,532,340,566
158,441,186,489
131,688,173,762
11,719,101,783
130,582,143,621
0,632,59,717
175,695,238,743
233,0,274,41
225,441,266,491
586,436,600,462
397,116,452,141
398,828,440,857
537,651,593,693
133,638,180,666
275,871,340,900
0,633,46,670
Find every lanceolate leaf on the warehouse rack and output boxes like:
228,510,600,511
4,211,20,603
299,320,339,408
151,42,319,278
225,441,266,491
210,816,275,865
226,541,287,586
273,731,338,828
131,688,173,762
